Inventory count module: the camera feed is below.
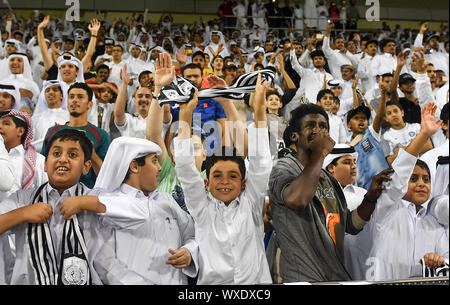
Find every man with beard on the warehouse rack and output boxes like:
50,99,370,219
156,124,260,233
114,64,172,140
41,83,110,188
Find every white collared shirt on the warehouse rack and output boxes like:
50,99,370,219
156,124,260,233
367,149,449,281
327,111,347,144
93,183,198,285
115,113,171,139
0,183,109,284
322,36,355,79
0,144,47,202
174,126,273,285
0,137,14,193
420,139,449,195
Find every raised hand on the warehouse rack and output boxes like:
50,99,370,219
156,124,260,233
410,50,426,73
89,18,101,36
420,102,442,137
154,52,175,88
121,64,132,85
176,48,187,65
207,74,227,88
38,15,50,30
420,22,428,34
396,51,407,67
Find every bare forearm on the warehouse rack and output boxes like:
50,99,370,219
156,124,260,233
373,92,386,133
0,208,27,235
91,151,103,175
114,83,128,125
37,28,52,70
80,196,106,214
283,154,325,210
405,131,430,157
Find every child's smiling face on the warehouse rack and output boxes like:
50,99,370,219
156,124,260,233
205,160,246,205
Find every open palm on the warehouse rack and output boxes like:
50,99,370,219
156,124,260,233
155,52,175,88
421,102,442,137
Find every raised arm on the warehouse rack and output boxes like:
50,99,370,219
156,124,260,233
389,51,407,103
81,19,101,73
372,86,387,133
146,52,175,164
114,64,131,126
37,16,53,71
277,54,296,90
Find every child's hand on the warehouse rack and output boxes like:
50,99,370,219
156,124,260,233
420,102,442,138
60,197,84,220
24,203,53,223
421,252,446,268
166,248,192,269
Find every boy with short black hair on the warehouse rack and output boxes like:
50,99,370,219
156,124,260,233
174,74,273,284
347,86,389,190
382,100,433,164
0,129,108,285
316,89,347,144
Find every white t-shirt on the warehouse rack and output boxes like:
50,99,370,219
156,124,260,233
382,123,421,156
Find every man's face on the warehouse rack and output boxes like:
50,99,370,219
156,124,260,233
399,80,415,94
97,68,110,82
192,55,205,68
385,104,404,126
134,87,152,117
205,160,246,205
335,38,345,51
183,67,203,88
347,41,357,53
0,92,14,112
312,56,325,68
294,43,303,57
211,34,220,44
429,37,439,50
224,67,236,80
0,116,23,149
45,85,63,107
236,66,245,77
59,62,78,83
294,113,329,152
68,88,92,117
317,93,335,113
426,65,436,83
403,165,431,205
327,155,357,187
383,42,396,55
379,76,393,91
366,42,378,56
131,46,141,58
264,42,274,52
105,45,113,55
136,154,162,195
45,139,91,193
9,56,24,74
341,67,354,81
112,46,123,60
347,112,368,134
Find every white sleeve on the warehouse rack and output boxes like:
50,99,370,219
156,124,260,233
413,33,424,49
0,137,14,192
289,49,307,77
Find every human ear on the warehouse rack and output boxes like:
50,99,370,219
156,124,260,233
82,160,92,175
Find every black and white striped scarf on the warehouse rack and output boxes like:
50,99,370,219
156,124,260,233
26,183,92,285
157,69,275,106
421,257,449,278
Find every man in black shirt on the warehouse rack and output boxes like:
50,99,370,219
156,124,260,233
398,73,421,124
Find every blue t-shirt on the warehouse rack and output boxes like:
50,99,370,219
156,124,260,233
354,126,389,190
171,98,226,154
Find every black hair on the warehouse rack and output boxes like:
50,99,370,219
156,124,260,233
113,44,123,52
282,124,294,147
346,105,371,124
10,116,28,145
386,100,404,111
182,63,203,76
192,51,205,59
440,103,449,124
415,159,431,179
138,70,152,83
254,63,264,70
288,103,330,134
381,72,394,79
316,89,335,103
96,63,110,73
68,82,94,101
204,147,246,181
123,155,147,183
44,129,92,162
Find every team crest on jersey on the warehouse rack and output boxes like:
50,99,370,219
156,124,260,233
62,256,88,285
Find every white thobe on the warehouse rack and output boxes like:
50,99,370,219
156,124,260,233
0,183,109,284
174,127,273,285
93,184,199,284
367,149,449,281
31,108,70,153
